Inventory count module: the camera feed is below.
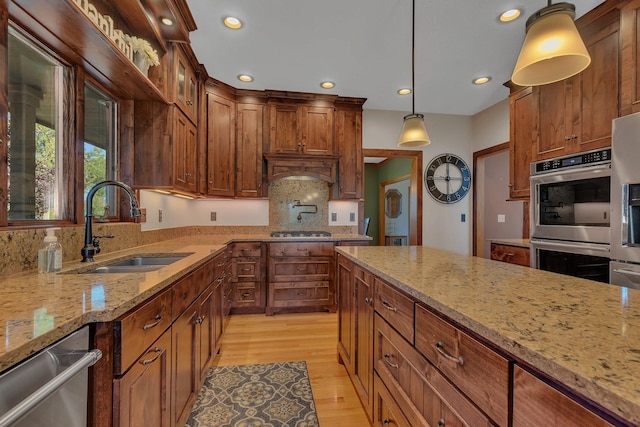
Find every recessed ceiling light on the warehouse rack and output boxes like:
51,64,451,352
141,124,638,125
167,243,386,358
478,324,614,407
321,81,335,89
238,74,253,82
224,17,242,29
473,76,491,85
499,9,521,22
397,88,412,95
160,16,173,26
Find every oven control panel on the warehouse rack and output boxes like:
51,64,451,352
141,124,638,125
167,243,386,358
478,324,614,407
533,148,611,174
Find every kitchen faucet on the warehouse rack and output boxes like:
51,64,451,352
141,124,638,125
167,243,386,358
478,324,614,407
81,180,142,262
292,200,318,222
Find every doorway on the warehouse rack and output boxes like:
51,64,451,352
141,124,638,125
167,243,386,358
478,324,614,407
363,149,422,245
473,143,526,257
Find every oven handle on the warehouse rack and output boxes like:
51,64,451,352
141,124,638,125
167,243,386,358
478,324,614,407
530,239,610,253
0,349,102,427
612,268,640,278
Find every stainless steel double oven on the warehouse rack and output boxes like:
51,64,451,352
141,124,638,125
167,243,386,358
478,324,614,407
530,148,611,283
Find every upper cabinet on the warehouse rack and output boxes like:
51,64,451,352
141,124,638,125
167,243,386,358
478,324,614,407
236,98,266,198
206,88,236,197
335,102,364,200
533,5,620,160
620,0,640,115
267,93,335,156
174,45,199,123
508,86,536,199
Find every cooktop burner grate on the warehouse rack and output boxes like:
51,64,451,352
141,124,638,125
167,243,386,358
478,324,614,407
270,231,332,238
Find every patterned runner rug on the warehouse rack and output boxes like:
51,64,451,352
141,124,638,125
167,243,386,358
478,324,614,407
186,361,320,427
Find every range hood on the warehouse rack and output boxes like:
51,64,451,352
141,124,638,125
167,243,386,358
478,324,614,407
264,153,339,184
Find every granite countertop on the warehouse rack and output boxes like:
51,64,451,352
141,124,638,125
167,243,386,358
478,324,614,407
488,238,530,248
0,233,367,372
336,246,640,425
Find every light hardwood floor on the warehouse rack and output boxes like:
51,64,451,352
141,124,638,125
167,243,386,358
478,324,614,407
215,312,370,427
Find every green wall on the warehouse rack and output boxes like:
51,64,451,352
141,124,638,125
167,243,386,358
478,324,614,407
364,158,413,246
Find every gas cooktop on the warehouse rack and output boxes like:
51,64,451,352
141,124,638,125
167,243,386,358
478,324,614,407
270,231,332,238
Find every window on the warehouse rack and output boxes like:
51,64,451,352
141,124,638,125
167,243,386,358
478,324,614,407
4,25,121,227
84,83,118,220
7,27,66,221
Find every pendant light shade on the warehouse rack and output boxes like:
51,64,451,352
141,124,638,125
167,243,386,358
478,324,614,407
511,2,590,86
397,0,430,147
398,113,430,147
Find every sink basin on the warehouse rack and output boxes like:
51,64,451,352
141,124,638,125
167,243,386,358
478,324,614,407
72,253,193,274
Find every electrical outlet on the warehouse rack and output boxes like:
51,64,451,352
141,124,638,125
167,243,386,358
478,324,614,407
158,209,163,223
497,214,506,223
331,213,337,222
350,212,355,222
211,212,217,221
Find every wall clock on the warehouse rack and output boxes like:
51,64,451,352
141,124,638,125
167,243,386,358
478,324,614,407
424,153,471,204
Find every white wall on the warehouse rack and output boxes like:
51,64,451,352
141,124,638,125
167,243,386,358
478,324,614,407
471,99,509,152
363,109,474,254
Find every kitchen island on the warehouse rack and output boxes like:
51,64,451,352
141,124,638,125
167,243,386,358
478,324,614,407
336,245,639,426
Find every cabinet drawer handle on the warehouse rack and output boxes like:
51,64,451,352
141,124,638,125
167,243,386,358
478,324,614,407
435,342,464,365
296,266,307,272
139,347,162,365
383,353,399,369
381,300,397,312
241,268,252,272
142,315,163,330
242,292,251,297
504,252,515,257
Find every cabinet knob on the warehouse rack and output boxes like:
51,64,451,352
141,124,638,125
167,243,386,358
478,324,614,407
564,136,571,141
571,134,578,139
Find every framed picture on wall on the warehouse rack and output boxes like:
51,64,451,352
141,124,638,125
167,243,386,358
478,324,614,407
385,189,402,218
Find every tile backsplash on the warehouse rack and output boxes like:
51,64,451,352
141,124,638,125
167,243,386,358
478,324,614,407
268,179,330,230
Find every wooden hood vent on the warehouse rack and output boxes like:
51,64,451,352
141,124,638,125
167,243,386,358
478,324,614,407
264,153,340,184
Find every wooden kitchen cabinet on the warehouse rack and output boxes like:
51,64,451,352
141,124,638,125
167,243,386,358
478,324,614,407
206,90,236,197
621,0,640,115
508,85,536,199
532,5,620,161
490,242,530,267
171,297,199,427
267,242,336,315
236,101,265,197
335,106,363,199
513,365,614,427
174,108,198,193
337,255,356,375
230,242,266,313
173,44,198,123
268,103,334,155
113,330,171,427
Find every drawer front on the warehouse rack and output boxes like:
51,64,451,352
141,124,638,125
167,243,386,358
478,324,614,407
490,243,530,267
115,289,172,375
213,251,228,279
373,373,411,427
269,258,333,281
232,258,261,281
513,366,614,427
269,242,334,257
171,270,200,320
374,278,415,343
269,281,331,306
415,304,509,426
231,241,262,257
375,314,494,427
234,283,258,305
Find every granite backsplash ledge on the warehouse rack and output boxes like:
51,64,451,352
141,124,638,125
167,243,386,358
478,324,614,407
0,223,358,276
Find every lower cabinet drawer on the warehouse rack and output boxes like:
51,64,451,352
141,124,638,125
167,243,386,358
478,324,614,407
374,278,415,344
269,257,333,281
269,281,331,306
233,258,261,281
375,314,494,427
114,289,172,375
373,373,411,427
513,366,614,427
415,304,509,426
490,243,530,267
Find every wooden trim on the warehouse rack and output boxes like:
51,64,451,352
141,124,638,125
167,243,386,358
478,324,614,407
363,149,422,245
472,142,509,257
0,2,8,226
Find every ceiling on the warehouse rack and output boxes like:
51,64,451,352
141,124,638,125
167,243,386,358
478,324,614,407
185,0,604,116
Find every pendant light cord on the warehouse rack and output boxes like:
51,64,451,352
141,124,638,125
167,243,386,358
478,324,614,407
411,0,416,115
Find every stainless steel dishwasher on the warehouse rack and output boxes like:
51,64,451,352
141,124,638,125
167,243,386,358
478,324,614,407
0,325,102,427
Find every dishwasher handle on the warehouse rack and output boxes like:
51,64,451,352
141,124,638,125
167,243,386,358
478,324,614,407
0,349,102,427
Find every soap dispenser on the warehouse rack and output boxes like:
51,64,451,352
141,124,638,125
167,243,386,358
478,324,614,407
38,227,62,273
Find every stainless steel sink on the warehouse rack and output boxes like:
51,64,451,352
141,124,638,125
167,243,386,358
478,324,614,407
71,253,193,274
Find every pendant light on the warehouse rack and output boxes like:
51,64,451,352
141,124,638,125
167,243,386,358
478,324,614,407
397,0,430,147
511,1,590,86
